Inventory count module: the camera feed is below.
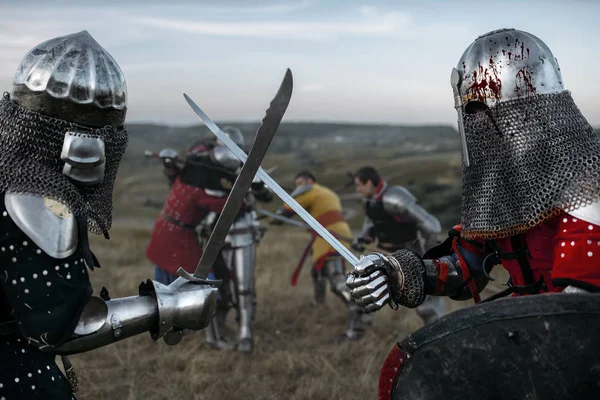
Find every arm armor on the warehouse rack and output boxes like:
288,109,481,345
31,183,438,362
381,186,442,237
50,278,218,355
385,236,492,305
4,193,218,355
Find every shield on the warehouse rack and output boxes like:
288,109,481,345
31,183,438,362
381,293,600,400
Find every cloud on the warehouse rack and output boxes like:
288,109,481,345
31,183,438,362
0,0,313,13
185,0,315,14
120,62,202,72
299,83,324,92
129,10,412,40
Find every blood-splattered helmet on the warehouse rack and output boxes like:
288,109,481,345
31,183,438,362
451,28,564,166
448,29,600,241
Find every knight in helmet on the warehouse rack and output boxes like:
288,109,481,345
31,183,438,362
146,125,272,353
0,31,218,399
352,165,445,324
347,28,600,398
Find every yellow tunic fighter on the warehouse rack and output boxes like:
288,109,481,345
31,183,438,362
274,170,365,341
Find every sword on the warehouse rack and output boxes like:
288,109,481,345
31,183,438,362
184,97,359,267
177,68,293,280
255,208,390,255
255,208,308,228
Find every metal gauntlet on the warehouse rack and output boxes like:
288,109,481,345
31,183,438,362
50,277,218,355
347,250,426,313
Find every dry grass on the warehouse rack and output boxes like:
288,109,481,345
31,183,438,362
70,151,493,399
76,224,466,400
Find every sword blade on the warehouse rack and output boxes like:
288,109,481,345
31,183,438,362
185,96,358,266
255,208,308,228
183,68,293,279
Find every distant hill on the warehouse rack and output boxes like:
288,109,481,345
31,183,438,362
124,122,459,164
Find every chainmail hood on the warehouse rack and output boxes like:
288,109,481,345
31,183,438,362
0,94,128,235
460,91,600,240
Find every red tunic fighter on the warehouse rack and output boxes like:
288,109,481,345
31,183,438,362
347,28,600,399
146,139,236,282
146,127,272,352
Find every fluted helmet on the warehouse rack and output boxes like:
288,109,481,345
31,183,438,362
10,30,127,128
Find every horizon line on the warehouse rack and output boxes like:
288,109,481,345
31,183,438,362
125,119,461,129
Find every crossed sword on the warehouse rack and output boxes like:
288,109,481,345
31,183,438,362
177,68,360,285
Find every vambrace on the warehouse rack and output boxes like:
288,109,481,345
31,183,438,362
387,249,491,305
422,256,488,300
48,278,218,355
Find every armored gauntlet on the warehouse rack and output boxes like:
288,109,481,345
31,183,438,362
346,250,426,312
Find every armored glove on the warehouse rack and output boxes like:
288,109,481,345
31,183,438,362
346,250,426,313
351,236,372,252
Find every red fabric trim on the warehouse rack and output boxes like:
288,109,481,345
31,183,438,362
291,236,317,286
378,344,406,400
451,237,481,303
375,180,387,202
316,210,345,227
459,240,486,259
433,259,449,294
314,251,341,271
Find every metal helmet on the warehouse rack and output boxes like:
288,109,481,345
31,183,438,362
221,126,245,148
451,28,564,166
10,30,127,128
451,29,600,241
0,31,129,235
207,125,243,171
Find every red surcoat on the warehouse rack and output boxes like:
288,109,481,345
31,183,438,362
146,177,228,275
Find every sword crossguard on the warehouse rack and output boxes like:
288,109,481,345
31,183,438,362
176,268,223,286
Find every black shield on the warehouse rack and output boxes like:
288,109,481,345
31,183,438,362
390,293,600,400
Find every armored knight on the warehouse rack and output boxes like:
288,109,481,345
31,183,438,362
0,31,217,399
347,28,600,399
146,126,272,353
352,165,445,324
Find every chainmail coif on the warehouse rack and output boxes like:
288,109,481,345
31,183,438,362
0,93,128,235
461,91,600,240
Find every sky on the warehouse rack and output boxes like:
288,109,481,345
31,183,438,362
0,0,598,126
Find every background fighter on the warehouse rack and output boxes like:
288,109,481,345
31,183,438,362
352,165,445,324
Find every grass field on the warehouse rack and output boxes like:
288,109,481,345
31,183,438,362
69,150,504,400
